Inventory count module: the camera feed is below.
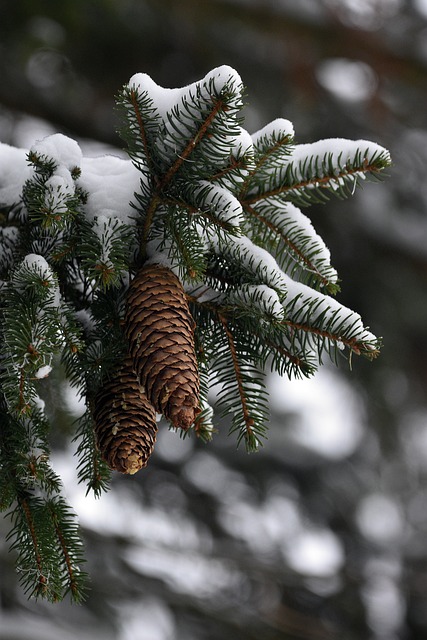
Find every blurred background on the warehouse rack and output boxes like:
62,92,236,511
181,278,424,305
1,1,427,638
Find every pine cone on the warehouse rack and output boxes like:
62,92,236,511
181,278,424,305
125,263,200,429
93,357,158,474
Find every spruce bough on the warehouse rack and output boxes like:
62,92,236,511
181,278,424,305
0,65,391,602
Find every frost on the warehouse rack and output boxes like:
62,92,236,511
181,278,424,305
30,133,82,170
0,143,32,206
79,155,141,225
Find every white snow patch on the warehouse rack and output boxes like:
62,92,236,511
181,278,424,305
285,138,390,180
34,364,52,379
227,284,284,319
128,64,242,120
283,274,376,343
214,234,289,292
79,155,141,225
20,254,61,307
231,127,254,158
191,181,244,227
22,253,51,275
251,118,295,148
30,133,82,170
0,143,32,206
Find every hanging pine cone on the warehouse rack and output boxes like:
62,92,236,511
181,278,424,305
125,263,200,429
93,356,158,474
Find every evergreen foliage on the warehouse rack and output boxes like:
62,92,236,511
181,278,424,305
0,65,391,602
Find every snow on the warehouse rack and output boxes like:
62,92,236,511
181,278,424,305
227,284,285,319
22,253,52,275
214,234,289,291
0,143,32,206
128,65,243,121
283,274,377,343
191,181,244,227
30,133,82,170
21,253,61,307
129,65,244,169
253,199,338,283
44,171,75,213
79,155,141,225
35,364,53,379
251,117,295,150
212,233,375,344
285,138,391,180
231,127,254,158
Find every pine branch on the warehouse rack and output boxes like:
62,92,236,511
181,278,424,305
243,141,391,207
47,497,87,602
218,314,256,446
13,494,49,598
0,64,391,602
157,96,228,190
243,201,339,293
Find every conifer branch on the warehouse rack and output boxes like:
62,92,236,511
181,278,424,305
129,88,155,174
284,317,380,359
243,133,293,190
243,159,385,205
210,155,250,184
218,314,255,441
48,500,85,602
157,97,226,190
163,197,238,234
17,495,46,594
0,64,390,601
243,202,333,290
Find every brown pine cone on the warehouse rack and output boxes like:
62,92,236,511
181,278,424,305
93,357,158,474
125,263,200,429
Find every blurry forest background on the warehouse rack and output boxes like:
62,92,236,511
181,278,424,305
1,1,427,639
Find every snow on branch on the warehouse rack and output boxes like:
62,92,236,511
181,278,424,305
244,137,391,206
0,64,391,601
